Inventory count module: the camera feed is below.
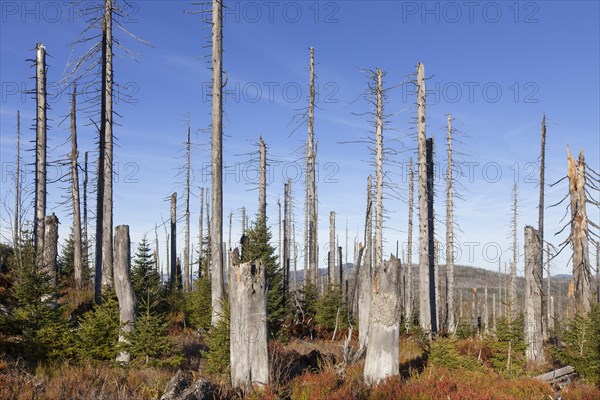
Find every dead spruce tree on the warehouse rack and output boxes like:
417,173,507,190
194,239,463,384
229,252,269,388
210,0,225,325
405,158,414,332
509,183,518,321
538,115,547,332
358,176,373,352
426,138,437,334
34,43,47,269
70,83,84,289
170,192,178,288
373,69,384,289
445,115,456,333
524,226,545,362
114,225,137,364
184,118,192,291
416,63,432,335
14,111,21,249
43,214,59,290
283,179,292,294
364,255,400,383
305,47,318,285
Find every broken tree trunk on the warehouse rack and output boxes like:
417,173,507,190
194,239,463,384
210,0,224,325
358,176,373,352
567,147,593,314
417,63,431,334
170,192,178,288
34,43,47,271
184,118,191,291
114,225,137,364
446,114,455,333
43,214,59,289
364,255,400,383
524,225,545,363
538,114,547,333
259,136,267,228
70,83,83,289
374,69,384,282
229,253,269,388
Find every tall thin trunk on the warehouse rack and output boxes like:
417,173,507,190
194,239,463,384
426,138,437,334
417,63,431,334
524,225,544,362
241,206,246,235
358,176,373,351
547,244,554,331
284,180,291,293
492,292,497,331
293,217,297,293
483,286,489,335
509,183,518,322
70,83,83,289
374,69,384,278
405,157,414,332
307,47,317,285
210,0,224,325
155,224,160,276
445,115,455,332
184,118,191,291
434,239,441,330
34,43,47,270
83,152,89,271
14,110,21,248
199,187,204,276
567,147,592,314
114,225,137,364
329,211,336,285
100,0,114,290
170,192,178,288
538,114,547,333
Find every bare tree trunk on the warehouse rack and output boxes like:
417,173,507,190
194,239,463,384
417,63,431,334
426,138,437,334
524,226,544,362
509,183,518,321
539,114,547,336
374,69,384,281
70,84,83,289
445,115,455,333
184,118,191,291
483,286,489,335
492,292,497,331
358,176,373,351
34,43,47,271
155,224,160,276
14,111,21,248
546,243,552,334
307,48,318,285
114,225,137,364
434,240,441,330
284,180,292,294
405,158,414,332
364,255,400,383
567,147,592,314
199,187,204,277
258,136,267,228
83,152,89,272
43,214,59,289
329,211,336,285
170,192,178,288
100,0,114,290
293,218,297,293
229,254,269,388
210,0,224,325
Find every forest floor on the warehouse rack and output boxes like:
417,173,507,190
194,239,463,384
1,328,599,400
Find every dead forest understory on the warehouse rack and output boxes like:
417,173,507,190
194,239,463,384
2,0,600,399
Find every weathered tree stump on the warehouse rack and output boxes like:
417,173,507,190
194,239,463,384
364,255,400,383
229,255,269,388
114,225,137,364
524,225,544,362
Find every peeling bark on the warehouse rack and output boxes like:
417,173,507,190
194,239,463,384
114,225,137,364
524,226,544,362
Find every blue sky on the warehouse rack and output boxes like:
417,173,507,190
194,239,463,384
1,1,599,277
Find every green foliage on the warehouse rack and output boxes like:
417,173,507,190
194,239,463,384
131,236,161,306
298,280,318,321
486,316,527,376
552,305,600,385
185,277,212,331
203,298,230,376
242,220,291,339
427,338,483,371
315,285,348,330
10,240,72,360
125,294,180,367
75,293,120,361
455,317,477,339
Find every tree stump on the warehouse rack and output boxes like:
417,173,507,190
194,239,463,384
114,225,137,364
